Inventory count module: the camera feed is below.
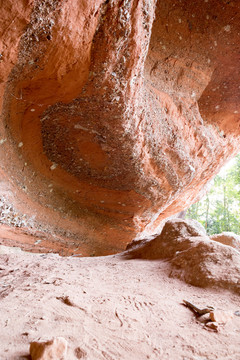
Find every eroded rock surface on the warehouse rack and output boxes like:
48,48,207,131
125,219,240,294
0,0,240,254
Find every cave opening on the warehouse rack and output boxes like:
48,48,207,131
0,1,240,359
186,153,240,236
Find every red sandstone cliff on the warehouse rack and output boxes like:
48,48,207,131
0,0,239,255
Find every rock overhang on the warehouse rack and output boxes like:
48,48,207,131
0,0,239,255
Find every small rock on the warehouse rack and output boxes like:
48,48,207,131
75,347,87,359
197,313,211,324
30,337,68,360
210,310,233,324
206,322,219,331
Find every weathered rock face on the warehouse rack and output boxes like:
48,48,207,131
0,0,239,255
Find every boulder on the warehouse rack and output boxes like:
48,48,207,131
210,232,240,252
126,219,240,294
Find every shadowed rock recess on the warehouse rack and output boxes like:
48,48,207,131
0,0,239,255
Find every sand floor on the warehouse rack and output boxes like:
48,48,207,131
0,249,240,360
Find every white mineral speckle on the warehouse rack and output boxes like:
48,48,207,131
18,142,23,148
224,25,231,32
0,139,6,145
189,164,195,173
74,124,90,131
50,163,58,170
30,108,35,112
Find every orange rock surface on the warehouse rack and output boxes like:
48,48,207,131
0,0,239,255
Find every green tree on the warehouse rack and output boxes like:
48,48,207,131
186,155,240,235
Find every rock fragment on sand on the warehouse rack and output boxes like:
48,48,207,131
205,322,219,331
30,337,68,360
197,313,211,324
75,346,87,359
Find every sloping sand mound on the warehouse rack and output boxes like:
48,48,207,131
125,219,240,293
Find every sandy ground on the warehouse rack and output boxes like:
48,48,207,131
0,248,240,360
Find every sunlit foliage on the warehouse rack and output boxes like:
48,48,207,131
186,154,240,235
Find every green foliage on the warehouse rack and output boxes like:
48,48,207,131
186,154,240,235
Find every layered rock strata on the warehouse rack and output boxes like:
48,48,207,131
0,0,239,254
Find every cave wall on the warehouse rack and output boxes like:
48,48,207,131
0,0,239,255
